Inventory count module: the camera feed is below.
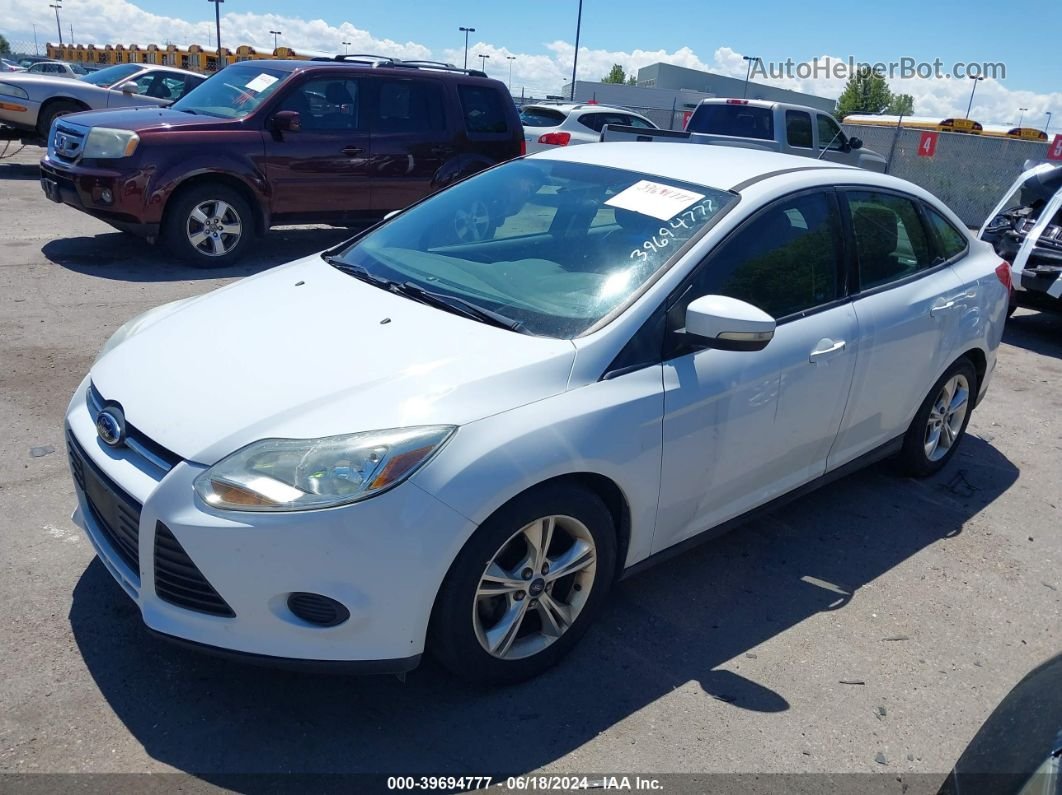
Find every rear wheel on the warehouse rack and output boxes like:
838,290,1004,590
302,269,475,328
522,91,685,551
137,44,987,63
164,183,256,268
430,483,616,685
898,359,977,477
36,100,83,138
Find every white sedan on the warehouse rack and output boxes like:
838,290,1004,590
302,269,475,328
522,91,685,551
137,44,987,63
66,145,1008,684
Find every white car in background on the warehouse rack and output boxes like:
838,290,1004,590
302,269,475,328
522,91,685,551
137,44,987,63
25,60,88,78
0,62,204,139
1,58,26,73
67,145,1007,685
521,102,658,153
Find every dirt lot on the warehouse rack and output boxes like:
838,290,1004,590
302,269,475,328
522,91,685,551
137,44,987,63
0,146,1059,789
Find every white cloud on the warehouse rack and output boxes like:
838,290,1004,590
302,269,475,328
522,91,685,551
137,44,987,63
1,0,1057,127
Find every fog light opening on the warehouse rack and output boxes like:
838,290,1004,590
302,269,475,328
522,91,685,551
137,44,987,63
286,592,350,627
99,188,114,205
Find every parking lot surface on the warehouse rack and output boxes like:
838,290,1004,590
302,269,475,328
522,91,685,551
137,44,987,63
0,146,1059,785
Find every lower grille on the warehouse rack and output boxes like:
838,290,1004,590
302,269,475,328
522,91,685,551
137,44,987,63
154,522,235,617
68,432,142,574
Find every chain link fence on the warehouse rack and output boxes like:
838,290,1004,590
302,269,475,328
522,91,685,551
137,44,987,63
842,124,1054,227
3,41,45,59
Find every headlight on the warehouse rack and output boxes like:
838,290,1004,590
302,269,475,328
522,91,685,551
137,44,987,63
82,127,139,159
0,82,29,100
94,298,193,364
193,427,456,512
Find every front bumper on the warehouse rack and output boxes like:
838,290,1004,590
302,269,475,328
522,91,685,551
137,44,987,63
66,377,477,669
39,154,159,238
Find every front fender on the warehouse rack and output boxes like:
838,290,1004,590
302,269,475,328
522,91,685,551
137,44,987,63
146,155,269,226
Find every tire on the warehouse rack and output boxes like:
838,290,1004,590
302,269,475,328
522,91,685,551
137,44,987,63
36,100,84,138
898,358,978,477
451,197,498,243
430,482,617,685
163,183,256,268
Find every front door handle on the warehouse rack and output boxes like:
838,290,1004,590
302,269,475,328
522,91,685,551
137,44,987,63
809,339,846,364
930,299,957,317
342,146,363,157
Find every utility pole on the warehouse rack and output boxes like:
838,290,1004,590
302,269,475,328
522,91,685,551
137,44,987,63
742,55,760,99
270,30,281,50
1017,107,1028,128
49,1,63,47
32,23,39,55
965,75,983,119
341,41,351,55
1046,111,1053,132
459,26,475,70
570,0,582,101
207,0,224,71
506,55,516,90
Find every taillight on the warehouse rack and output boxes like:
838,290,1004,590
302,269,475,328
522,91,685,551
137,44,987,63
538,131,571,146
520,138,526,156
995,261,1013,291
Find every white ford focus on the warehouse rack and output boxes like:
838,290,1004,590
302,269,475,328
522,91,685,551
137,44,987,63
67,144,1009,684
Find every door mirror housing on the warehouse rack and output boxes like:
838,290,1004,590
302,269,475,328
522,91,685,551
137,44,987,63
848,136,863,150
683,295,775,351
117,81,140,94
271,110,301,133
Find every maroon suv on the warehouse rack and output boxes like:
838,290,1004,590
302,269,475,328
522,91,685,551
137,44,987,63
39,57,524,266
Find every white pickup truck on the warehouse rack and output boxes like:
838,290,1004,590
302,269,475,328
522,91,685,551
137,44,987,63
602,98,887,172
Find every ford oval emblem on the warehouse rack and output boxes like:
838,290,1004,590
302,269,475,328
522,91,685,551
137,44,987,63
95,406,126,448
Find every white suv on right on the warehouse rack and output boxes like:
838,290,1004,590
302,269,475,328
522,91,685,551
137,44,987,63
520,102,658,153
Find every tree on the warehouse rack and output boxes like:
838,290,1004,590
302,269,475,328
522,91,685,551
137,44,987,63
887,93,915,116
0,35,11,56
835,66,894,120
601,64,627,84
626,74,637,86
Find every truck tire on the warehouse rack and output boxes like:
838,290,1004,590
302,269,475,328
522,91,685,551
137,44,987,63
163,183,256,268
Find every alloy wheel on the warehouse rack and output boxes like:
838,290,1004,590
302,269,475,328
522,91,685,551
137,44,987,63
453,200,492,242
924,373,970,462
473,515,598,660
186,199,243,257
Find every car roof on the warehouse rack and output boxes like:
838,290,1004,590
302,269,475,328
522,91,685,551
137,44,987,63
524,102,646,115
529,142,860,191
244,59,497,83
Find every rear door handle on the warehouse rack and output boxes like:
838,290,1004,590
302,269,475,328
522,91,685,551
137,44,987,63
809,339,846,363
930,299,956,317
342,146,363,157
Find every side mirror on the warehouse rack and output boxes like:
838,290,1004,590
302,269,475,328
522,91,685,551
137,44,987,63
684,295,775,351
271,110,301,133
849,136,863,150
117,81,140,94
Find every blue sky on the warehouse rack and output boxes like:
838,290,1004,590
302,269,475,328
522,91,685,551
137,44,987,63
2,0,1058,124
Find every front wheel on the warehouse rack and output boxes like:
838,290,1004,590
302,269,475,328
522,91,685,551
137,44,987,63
164,183,256,268
898,359,978,477
430,483,616,685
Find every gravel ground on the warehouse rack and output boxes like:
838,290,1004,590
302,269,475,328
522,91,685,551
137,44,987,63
0,146,1058,790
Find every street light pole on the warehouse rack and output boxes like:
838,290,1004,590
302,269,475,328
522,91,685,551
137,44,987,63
270,30,281,50
459,26,475,70
341,41,351,55
32,23,39,55
207,0,224,71
965,75,983,119
477,53,490,73
1017,107,1028,128
1046,112,1053,132
49,1,63,47
506,55,516,90
742,55,759,99
570,0,583,101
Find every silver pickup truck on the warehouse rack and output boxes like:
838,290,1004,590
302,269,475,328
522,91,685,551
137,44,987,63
602,98,887,172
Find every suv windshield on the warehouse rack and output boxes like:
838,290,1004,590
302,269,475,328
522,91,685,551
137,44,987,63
171,65,289,119
330,160,736,338
688,104,774,140
79,63,142,87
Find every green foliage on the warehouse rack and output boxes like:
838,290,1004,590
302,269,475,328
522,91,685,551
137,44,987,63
626,74,637,86
835,66,895,120
0,34,11,56
602,64,627,84
887,93,915,116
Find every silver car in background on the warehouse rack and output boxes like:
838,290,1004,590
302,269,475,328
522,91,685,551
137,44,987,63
0,62,205,140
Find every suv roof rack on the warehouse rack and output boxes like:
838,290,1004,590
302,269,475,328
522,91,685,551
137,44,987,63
328,54,486,77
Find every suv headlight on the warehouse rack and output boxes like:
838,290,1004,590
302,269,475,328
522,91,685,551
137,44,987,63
193,427,456,512
82,127,139,159
0,82,29,100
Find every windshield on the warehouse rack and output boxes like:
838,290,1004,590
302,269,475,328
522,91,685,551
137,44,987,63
79,63,142,87
330,160,736,338
171,65,289,119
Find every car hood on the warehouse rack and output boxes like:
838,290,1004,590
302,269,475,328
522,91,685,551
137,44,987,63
90,255,577,465
0,72,77,91
61,107,227,133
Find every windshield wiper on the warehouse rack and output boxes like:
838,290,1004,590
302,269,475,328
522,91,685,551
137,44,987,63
324,255,523,332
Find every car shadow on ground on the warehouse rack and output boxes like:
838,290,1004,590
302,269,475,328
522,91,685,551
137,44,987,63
1003,310,1062,358
42,227,359,282
0,160,41,180
69,437,1017,782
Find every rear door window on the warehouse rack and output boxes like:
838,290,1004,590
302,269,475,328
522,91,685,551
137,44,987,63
785,110,813,148
845,191,934,290
686,104,774,140
459,85,509,134
924,206,969,261
375,79,446,133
